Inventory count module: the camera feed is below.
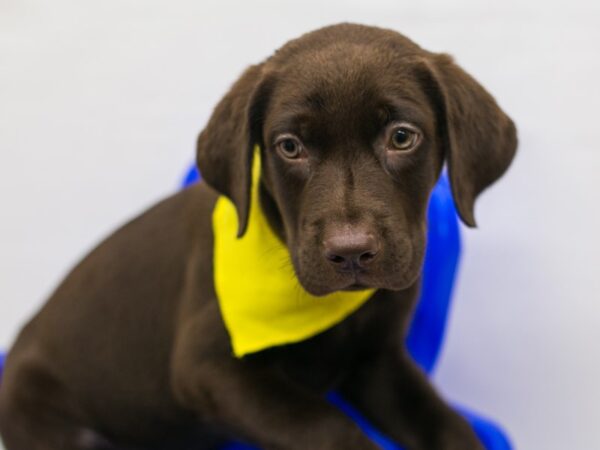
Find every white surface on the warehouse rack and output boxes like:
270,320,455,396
1,1,599,449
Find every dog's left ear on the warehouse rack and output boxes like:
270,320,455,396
417,54,518,227
196,64,276,237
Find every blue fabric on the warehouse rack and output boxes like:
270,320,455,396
182,163,201,187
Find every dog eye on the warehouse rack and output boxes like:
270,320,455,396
389,126,420,151
276,137,303,159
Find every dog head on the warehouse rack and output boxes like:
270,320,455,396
197,23,517,296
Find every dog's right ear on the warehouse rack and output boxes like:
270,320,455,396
196,64,276,237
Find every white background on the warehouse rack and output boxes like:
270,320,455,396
1,1,599,449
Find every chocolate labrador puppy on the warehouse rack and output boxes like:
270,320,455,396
0,23,517,450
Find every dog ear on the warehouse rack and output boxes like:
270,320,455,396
418,54,517,227
196,64,276,237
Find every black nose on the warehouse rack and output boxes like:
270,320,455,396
323,230,379,272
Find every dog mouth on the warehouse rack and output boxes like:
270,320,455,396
339,273,374,292
299,272,376,296
340,279,371,291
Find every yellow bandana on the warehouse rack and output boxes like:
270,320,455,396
212,150,375,357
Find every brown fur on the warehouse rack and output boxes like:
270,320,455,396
0,23,516,450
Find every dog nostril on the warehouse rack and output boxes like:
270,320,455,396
327,254,346,264
359,251,377,265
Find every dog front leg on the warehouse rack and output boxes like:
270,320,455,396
171,311,379,450
340,348,483,450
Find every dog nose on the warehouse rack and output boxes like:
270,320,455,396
323,230,379,271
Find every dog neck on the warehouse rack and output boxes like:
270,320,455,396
212,150,375,358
